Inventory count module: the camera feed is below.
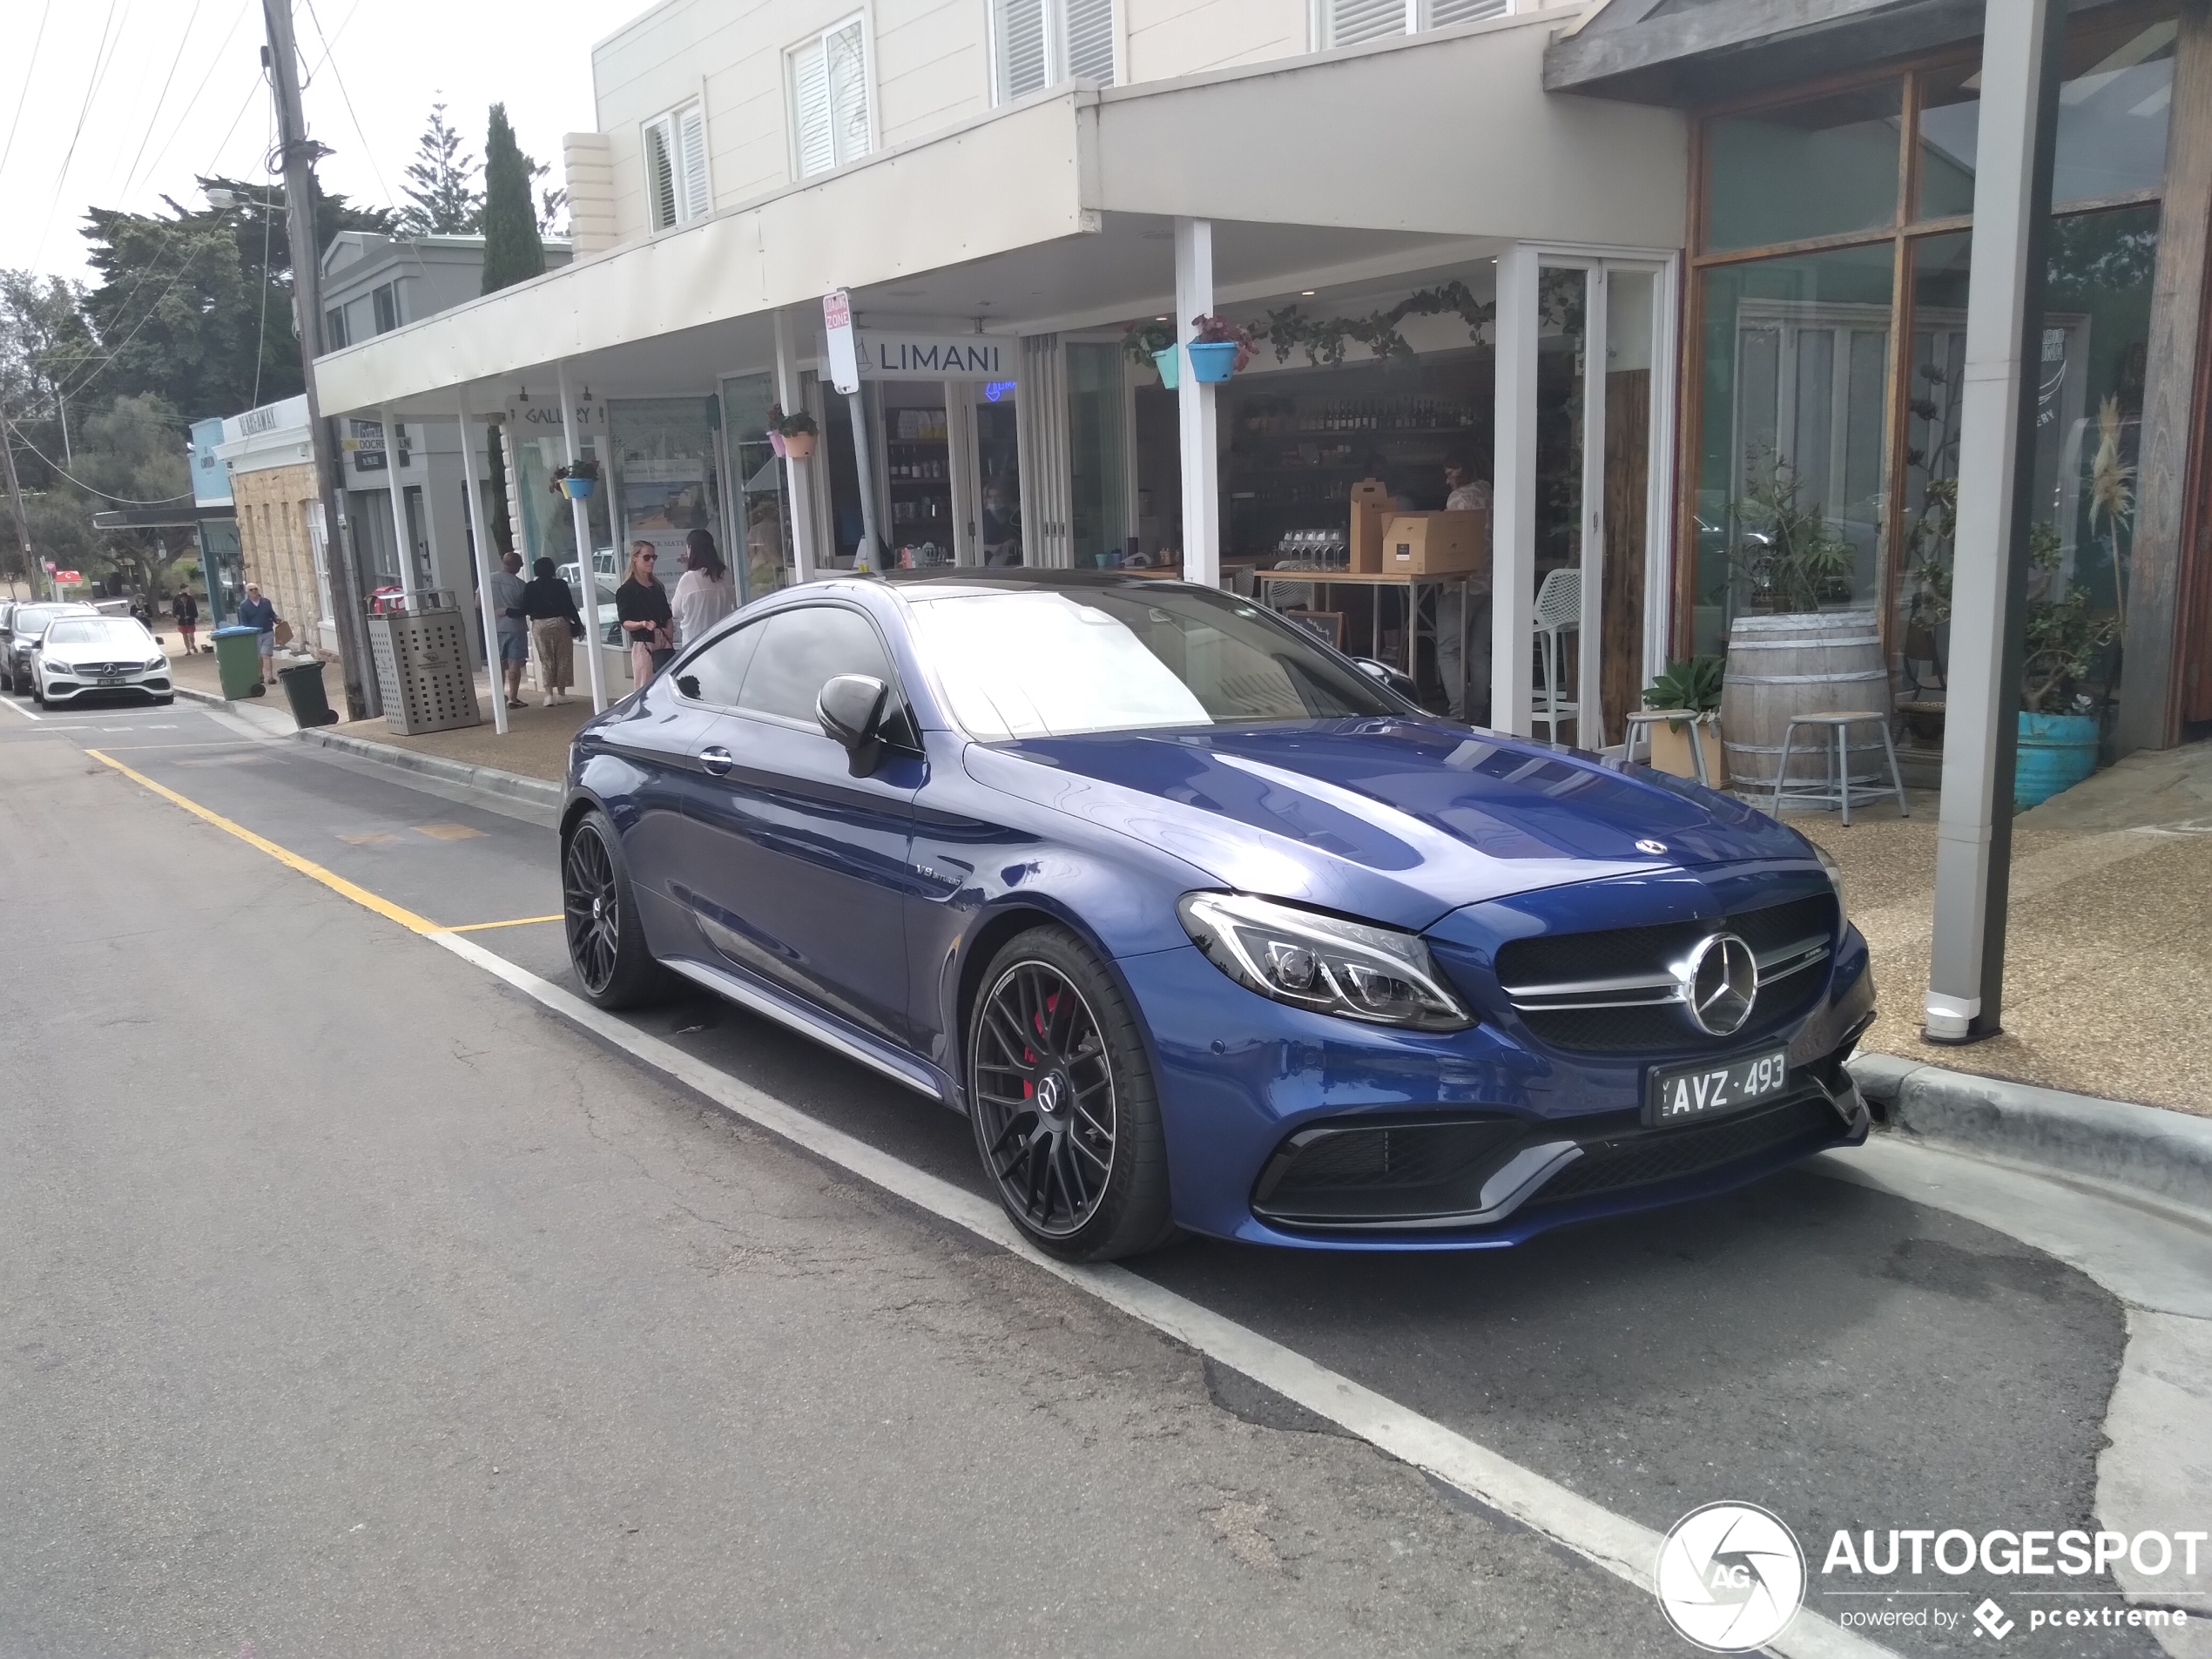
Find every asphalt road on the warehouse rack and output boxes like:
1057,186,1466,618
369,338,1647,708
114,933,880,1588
0,698,2176,1657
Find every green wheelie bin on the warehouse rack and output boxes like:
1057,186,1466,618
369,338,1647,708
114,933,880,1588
277,660,339,727
211,624,265,698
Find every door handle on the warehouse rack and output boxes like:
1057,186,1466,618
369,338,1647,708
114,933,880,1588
699,745,735,776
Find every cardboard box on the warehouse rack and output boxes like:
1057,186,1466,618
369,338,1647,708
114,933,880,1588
1348,479,1393,573
1380,509,1487,575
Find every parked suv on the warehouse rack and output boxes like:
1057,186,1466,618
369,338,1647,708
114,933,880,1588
3,602,98,694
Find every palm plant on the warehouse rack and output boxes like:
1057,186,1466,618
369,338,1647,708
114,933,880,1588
2087,395,2135,639
1727,457,1855,613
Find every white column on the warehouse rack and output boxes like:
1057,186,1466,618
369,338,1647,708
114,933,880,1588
456,393,506,736
773,307,819,583
1577,265,1608,745
1173,217,1221,589
945,380,978,566
557,360,609,714
1924,0,2060,1042
847,388,884,570
381,407,415,603
1491,245,1539,736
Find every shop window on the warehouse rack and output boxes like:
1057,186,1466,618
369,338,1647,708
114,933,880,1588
325,306,348,350
1915,21,2175,220
1703,83,1903,253
610,398,723,575
371,282,400,334
791,18,870,179
644,103,710,233
1319,0,1505,51
992,0,1116,103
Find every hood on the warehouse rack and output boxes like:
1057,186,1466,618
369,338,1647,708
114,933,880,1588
968,718,1811,931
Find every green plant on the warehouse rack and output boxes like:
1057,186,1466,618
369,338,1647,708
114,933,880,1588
2020,520,2119,714
1262,281,1494,368
1726,458,1855,613
1642,657,1724,721
549,456,600,496
768,405,818,438
1121,320,1177,367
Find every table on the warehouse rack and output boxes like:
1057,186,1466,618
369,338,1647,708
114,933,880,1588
1256,569,1475,715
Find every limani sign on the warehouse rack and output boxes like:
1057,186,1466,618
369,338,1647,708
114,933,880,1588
855,332,1012,381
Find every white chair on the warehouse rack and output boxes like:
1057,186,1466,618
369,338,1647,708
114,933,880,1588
1532,568,1580,742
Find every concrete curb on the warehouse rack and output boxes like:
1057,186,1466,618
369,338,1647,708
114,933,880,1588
1849,1052,2212,1216
175,685,563,810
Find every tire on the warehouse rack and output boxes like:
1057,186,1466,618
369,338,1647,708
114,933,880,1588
561,807,671,1010
967,925,1177,1262
30,681,44,707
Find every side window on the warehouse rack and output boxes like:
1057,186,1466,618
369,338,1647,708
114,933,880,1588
738,606,892,725
673,621,762,707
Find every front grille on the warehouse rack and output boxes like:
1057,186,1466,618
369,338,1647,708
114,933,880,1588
1528,1094,1841,1206
1253,1117,1524,1224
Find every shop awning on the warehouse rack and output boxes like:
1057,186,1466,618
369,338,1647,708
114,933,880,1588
314,10,1687,421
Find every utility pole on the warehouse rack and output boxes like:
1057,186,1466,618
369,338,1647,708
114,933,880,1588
0,415,43,601
260,0,374,719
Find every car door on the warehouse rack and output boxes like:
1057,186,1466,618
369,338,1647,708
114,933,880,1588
671,603,924,1048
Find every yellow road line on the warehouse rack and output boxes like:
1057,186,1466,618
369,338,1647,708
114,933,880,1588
441,914,563,934
87,749,444,936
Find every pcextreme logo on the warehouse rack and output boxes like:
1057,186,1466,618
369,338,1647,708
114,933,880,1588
1655,1502,1806,1652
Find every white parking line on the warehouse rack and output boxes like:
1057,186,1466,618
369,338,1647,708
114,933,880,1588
434,928,1896,1659
0,697,39,721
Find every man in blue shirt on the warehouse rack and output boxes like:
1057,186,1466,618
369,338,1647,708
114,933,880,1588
235,583,278,689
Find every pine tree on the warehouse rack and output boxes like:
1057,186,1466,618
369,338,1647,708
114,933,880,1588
480,105,546,294
397,103,482,235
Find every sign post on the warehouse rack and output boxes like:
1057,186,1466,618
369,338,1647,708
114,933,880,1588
823,290,860,395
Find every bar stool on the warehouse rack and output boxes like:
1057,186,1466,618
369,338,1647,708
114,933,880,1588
1771,711,1910,826
1623,709,1712,786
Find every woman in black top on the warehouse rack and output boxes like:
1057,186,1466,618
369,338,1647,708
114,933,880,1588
616,541,673,685
522,556,583,705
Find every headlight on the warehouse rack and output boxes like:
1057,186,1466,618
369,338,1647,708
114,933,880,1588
1814,843,1848,931
1177,892,1474,1031
143,658,165,671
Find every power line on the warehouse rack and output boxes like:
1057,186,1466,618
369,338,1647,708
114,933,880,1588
3,423,193,506
0,0,56,185
41,0,131,265
251,103,275,406
118,0,218,199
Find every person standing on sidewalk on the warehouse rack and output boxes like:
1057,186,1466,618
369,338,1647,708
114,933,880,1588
616,543,672,685
172,588,199,654
522,556,581,706
236,583,278,687
489,550,529,711
671,529,737,650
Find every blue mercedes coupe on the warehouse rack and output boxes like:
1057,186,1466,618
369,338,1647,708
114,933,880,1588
560,570,1874,1260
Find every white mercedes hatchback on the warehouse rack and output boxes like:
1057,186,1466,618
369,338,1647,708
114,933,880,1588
33,616,173,708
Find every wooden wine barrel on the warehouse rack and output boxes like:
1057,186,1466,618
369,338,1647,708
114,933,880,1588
1721,610,1891,791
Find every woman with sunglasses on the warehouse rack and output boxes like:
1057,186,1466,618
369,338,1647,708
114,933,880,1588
616,541,674,685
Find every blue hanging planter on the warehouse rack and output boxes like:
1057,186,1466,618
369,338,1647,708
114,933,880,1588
559,475,597,500
1186,341,1240,383
1151,347,1180,389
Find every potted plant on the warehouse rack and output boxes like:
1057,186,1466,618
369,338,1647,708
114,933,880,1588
1185,314,1257,383
1123,320,1178,388
2016,522,2118,807
770,405,819,461
550,457,601,500
1726,461,1854,614
1639,657,1728,786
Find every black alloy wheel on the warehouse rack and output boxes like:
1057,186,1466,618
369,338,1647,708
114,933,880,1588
968,927,1177,1261
562,809,668,1009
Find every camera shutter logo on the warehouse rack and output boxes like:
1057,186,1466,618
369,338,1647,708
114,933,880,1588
1655,1501,1805,1652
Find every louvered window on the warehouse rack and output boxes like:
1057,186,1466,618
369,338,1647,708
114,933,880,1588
791,18,871,179
1320,0,1504,49
644,103,710,232
992,0,1116,105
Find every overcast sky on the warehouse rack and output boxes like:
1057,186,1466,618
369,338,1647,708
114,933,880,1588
0,0,651,285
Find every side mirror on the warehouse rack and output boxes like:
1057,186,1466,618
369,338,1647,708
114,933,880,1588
816,673,892,777
1354,657,1420,699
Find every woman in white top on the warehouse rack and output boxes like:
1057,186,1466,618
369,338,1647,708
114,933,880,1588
671,528,738,649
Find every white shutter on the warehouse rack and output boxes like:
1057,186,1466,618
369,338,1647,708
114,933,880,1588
1064,0,1115,84
1424,0,1504,25
677,105,709,220
643,117,678,230
825,21,869,167
792,44,834,177
1325,0,1409,46
994,0,1049,101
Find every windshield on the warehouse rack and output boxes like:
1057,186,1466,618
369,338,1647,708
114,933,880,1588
15,605,87,638
45,618,153,651
904,584,1399,740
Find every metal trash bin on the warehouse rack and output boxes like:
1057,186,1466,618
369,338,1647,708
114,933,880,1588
211,624,265,698
364,591,482,734
277,660,340,728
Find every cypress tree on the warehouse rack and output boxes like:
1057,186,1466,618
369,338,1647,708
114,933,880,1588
480,105,546,294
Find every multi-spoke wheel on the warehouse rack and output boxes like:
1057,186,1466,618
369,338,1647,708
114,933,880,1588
562,809,669,1009
968,926,1177,1261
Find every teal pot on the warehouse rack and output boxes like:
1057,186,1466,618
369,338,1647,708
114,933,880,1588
1186,341,1239,382
2015,711,2098,807
1151,347,1180,389
558,475,597,500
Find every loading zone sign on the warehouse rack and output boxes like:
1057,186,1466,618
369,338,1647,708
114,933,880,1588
824,289,859,395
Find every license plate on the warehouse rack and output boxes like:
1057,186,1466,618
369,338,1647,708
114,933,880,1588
1647,1048,1791,1126
97,674,125,685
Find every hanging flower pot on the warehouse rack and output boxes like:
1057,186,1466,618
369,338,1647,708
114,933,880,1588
1152,347,1181,390
769,429,788,459
550,459,602,501
1186,341,1239,383
782,431,817,460
558,475,597,500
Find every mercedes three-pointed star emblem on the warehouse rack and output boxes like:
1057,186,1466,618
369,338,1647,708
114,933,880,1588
1679,933,1759,1036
